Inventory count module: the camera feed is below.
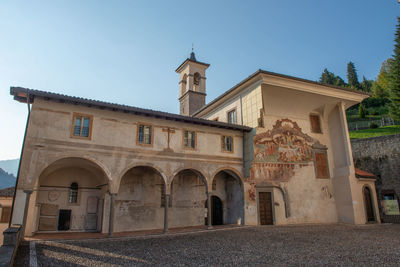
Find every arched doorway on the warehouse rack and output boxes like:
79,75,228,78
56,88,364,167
170,169,207,228
114,166,166,232
363,186,376,222
211,169,244,225
211,196,223,225
36,157,109,232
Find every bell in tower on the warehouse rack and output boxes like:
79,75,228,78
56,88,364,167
175,50,210,116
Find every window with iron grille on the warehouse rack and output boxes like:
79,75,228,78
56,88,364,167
221,135,233,152
72,114,92,138
227,109,237,124
69,182,78,203
138,124,152,145
184,130,196,149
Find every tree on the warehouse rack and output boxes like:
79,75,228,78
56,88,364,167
360,76,373,92
372,59,392,98
358,103,367,118
388,17,400,119
347,61,360,89
319,68,346,87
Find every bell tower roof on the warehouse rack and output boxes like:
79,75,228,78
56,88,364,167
175,52,210,73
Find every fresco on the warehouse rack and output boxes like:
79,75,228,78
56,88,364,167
248,118,316,201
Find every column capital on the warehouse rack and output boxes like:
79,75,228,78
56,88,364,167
23,190,33,195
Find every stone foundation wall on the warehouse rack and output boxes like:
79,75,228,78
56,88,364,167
351,134,400,222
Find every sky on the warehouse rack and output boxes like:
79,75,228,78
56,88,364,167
0,0,399,160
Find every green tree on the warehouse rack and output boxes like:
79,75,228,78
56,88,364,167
358,103,367,118
347,61,360,89
360,76,373,92
319,68,335,84
319,68,346,87
372,59,392,98
388,17,400,119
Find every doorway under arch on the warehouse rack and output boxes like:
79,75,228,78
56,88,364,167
211,169,244,225
363,186,376,223
36,157,110,232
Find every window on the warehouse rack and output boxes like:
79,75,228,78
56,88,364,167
384,194,396,200
221,135,233,152
227,109,237,124
0,206,11,223
310,114,322,133
137,124,152,145
69,183,78,203
72,113,93,138
184,130,196,149
314,152,329,178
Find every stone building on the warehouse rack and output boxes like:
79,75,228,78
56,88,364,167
352,135,400,223
9,52,380,238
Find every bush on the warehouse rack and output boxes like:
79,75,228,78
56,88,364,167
370,122,379,129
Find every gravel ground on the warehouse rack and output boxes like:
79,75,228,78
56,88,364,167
14,224,400,266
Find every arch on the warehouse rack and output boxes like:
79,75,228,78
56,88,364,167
116,162,168,193
363,185,376,223
210,167,245,225
193,72,201,91
170,167,209,189
210,167,245,188
35,156,111,233
35,155,112,187
180,74,188,95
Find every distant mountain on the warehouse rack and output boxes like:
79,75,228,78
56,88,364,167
0,159,19,176
0,167,16,189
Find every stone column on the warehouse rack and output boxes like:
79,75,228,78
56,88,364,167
163,194,170,233
21,190,33,238
207,191,212,229
108,193,115,237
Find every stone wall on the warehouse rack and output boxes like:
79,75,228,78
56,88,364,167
351,134,400,222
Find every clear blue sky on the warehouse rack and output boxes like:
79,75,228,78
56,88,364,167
0,0,399,160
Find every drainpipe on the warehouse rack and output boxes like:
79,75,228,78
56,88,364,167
9,93,31,227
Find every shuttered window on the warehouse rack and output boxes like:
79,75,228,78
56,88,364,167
0,206,11,223
310,114,322,133
315,152,329,178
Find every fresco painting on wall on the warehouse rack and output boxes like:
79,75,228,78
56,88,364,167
248,119,316,201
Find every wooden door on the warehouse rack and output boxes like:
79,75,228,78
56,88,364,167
259,192,273,225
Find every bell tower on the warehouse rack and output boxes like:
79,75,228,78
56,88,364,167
176,51,210,116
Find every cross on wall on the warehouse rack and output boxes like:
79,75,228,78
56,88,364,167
162,127,175,152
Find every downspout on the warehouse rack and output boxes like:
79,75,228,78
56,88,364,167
9,93,31,227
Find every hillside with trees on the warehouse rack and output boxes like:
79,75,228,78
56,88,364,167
319,17,400,138
0,167,16,189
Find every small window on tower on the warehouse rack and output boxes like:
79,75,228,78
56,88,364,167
193,72,201,91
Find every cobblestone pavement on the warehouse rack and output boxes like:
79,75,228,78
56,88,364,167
14,224,400,266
